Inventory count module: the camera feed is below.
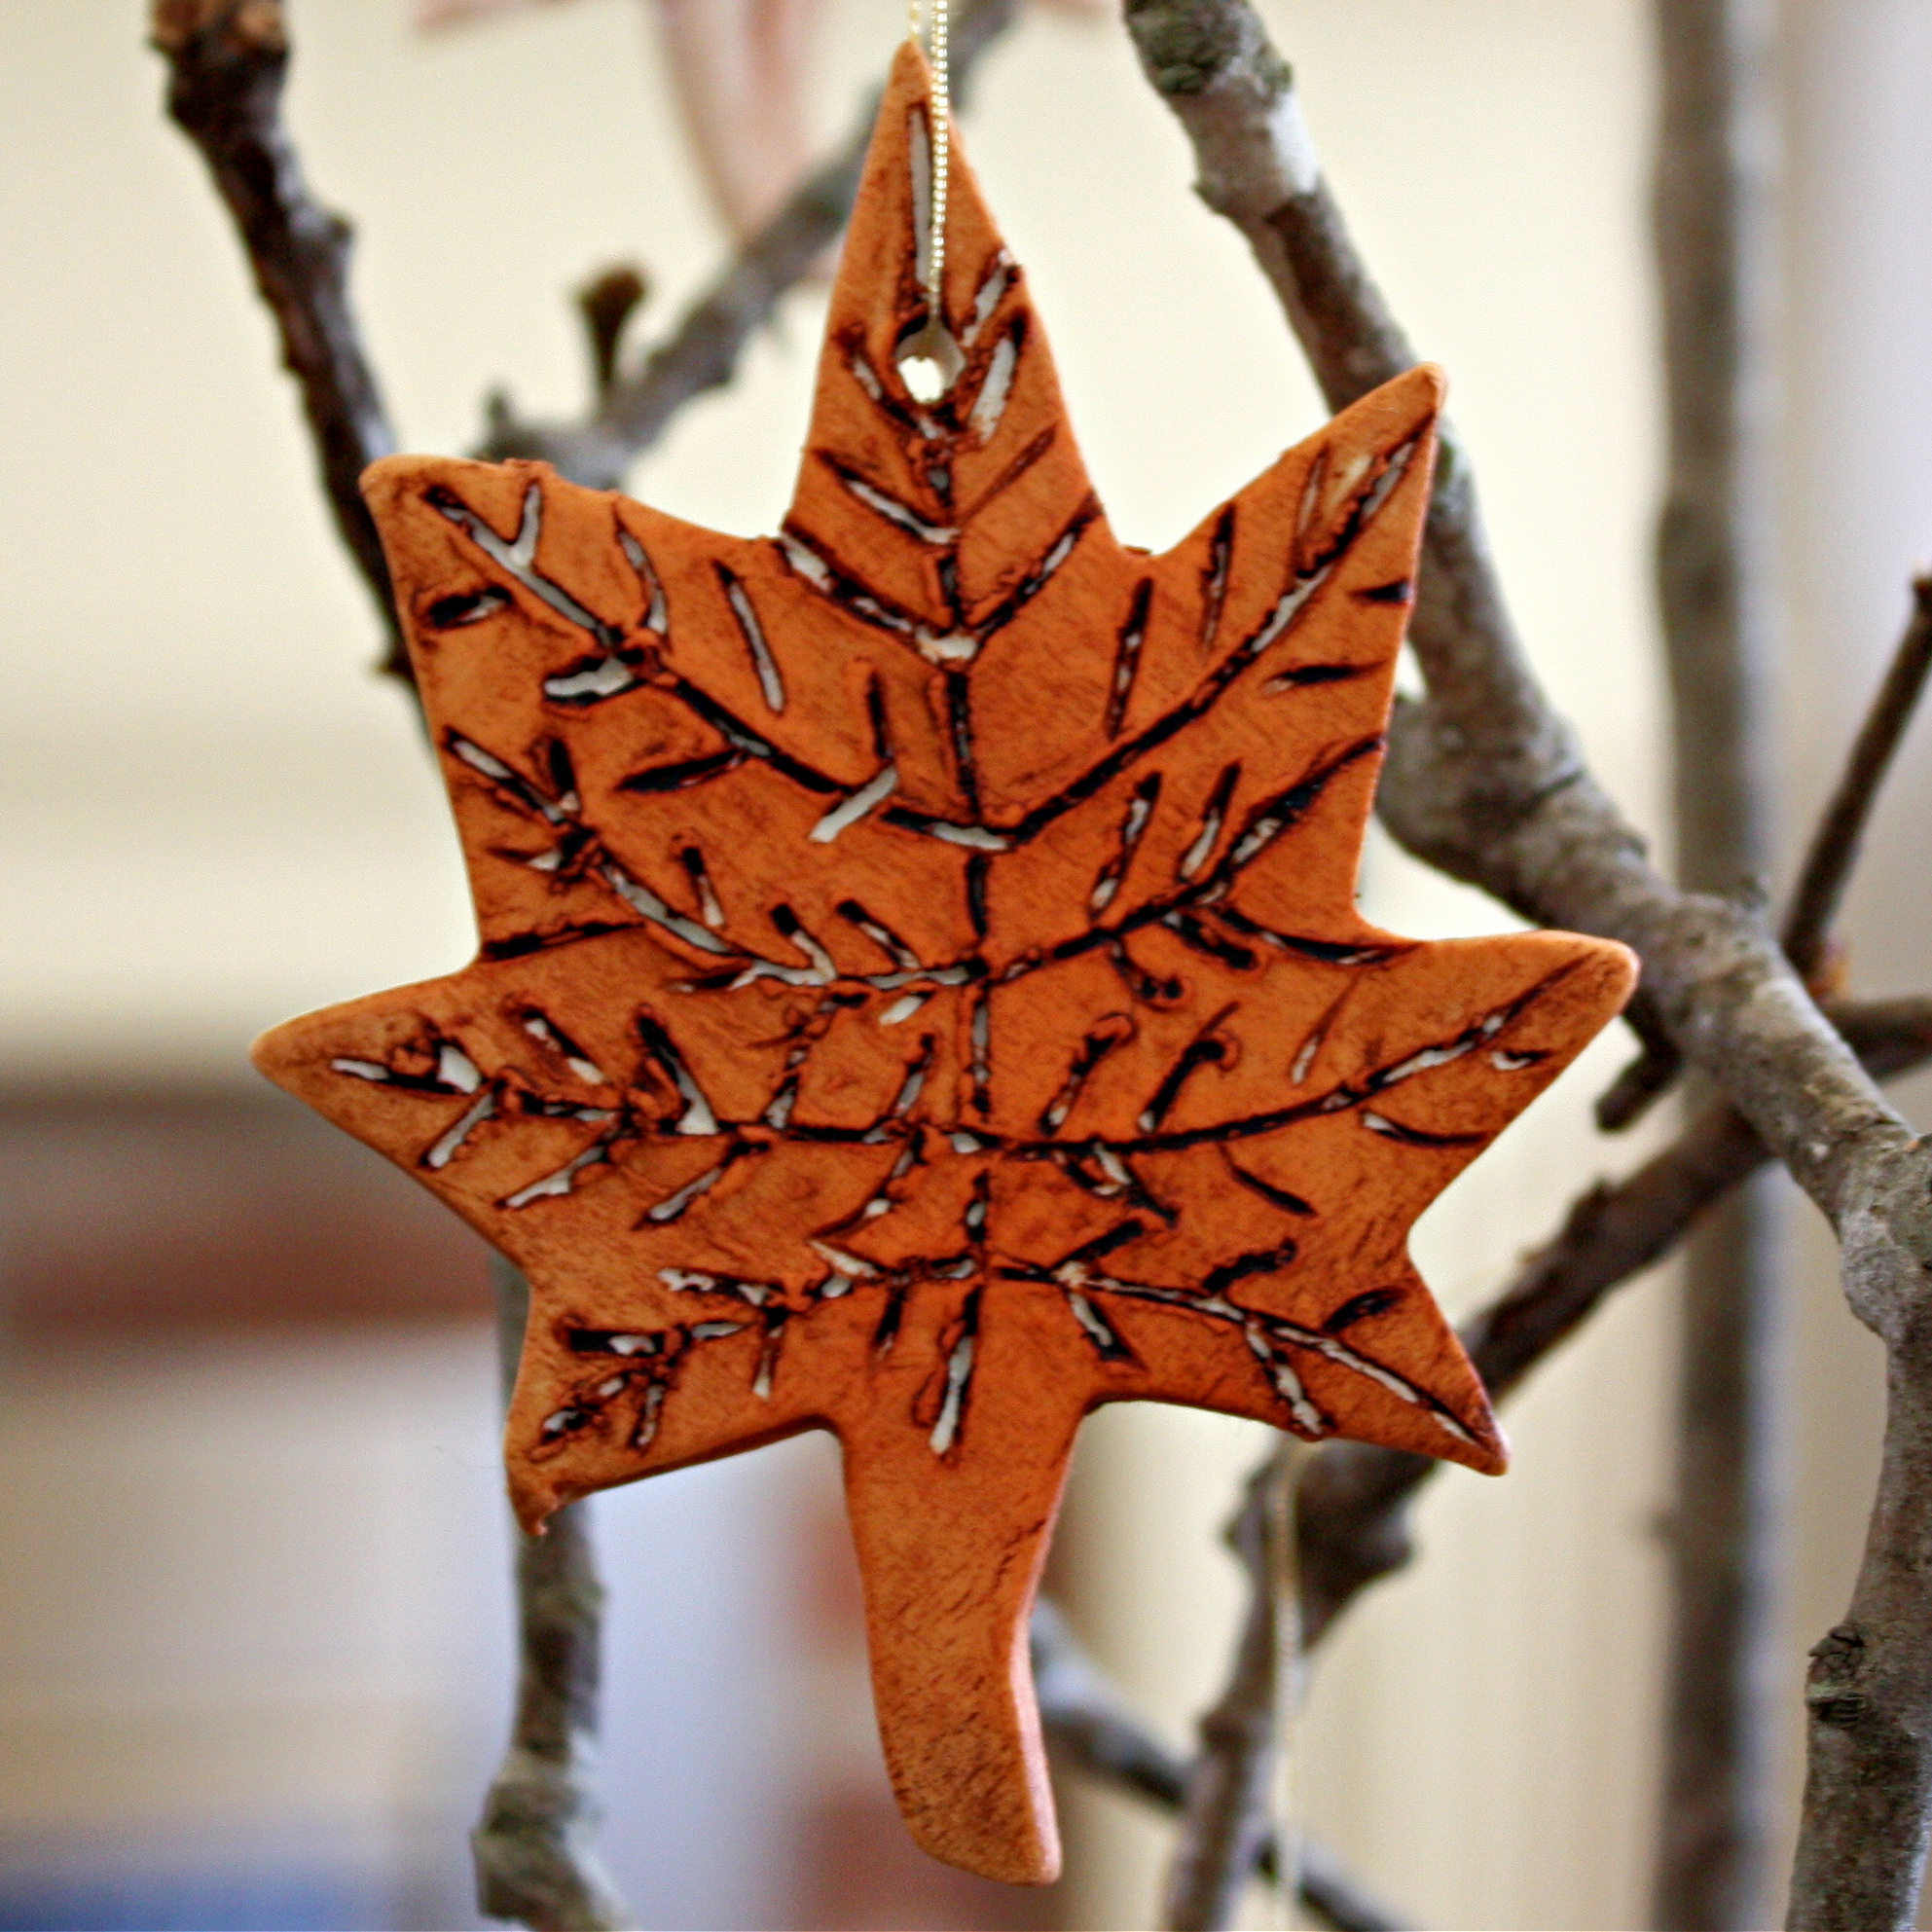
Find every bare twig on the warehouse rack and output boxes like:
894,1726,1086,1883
153,13,633,1920
1162,1445,1294,1932
1121,0,1882,1219
156,13,1037,1924
152,0,401,672
1648,8,1784,1923
1296,993,1932,1692
1033,1596,1185,1809
1653,0,1778,906
576,265,649,405
474,1258,626,1932
1782,577,1932,982
1298,1840,1410,1932
1596,988,1688,1131
1032,1600,1411,1932
1602,570,1932,1134
1122,19,1932,1919
479,0,1019,488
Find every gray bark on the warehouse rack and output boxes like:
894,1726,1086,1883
1121,8,1932,1926
1648,8,1785,1926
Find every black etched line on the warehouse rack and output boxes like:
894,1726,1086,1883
665,678,842,795
1088,775,1160,916
445,730,570,825
639,1140,762,1226
1202,1243,1298,1297
518,1008,605,1083
966,495,1101,644
1105,578,1153,739
617,527,668,633
1361,1113,1485,1148
1161,912,1258,971
961,422,1057,525
1212,737,1382,881
1222,1156,1316,1218
1357,578,1413,605
1210,905,1407,966
835,899,922,970
966,1170,990,1249
872,1287,907,1355
1200,504,1234,649
778,521,927,641
1063,1220,1148,1268
428,481,626,648
816,453,956,545
427,588,509,629
1139,1003,1238,1132
482,921,635,961
968,985,992,1118
1039,1016,1135,1134
1104,939,1185,1009
766,904,838,982
714,563,784,712
893,430,1415,854
634,1010,718,1134
966,852,991,939
1119,960,1584,1153
1063,1287,1136,1362
677,847,725,930
835,329,931,439
998,597,1355,850
1263,662,1367,690
1179,762,1241,880
566,1327,669,1357
543,647,648,706
946,669,979,816
1025,1144,1178,1225
617,748,746,793
928,1288,982,1455
1323,1288,1403,1332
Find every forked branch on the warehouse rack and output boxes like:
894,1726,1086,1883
1299,993,1932,1651
1144,995,1932,1924
1602,571,1932,1128
153,0,401,668
474,1270,625,1932
1124,11,1932,1924
1032,1599,1411,1932
1781,577,1932,982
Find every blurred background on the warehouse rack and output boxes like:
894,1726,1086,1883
2,1,1930,1926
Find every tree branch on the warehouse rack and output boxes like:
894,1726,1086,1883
1121,23,1932,1922
473,1258,626,1932
575,264,649,406
1602,573,1932,1131
1160,1442,1294,1932
1647,7,1784,1922
152,0,402,673
1299,1019,1932,1643
1031,1599,1411,1932
1782,576,1932,983
478,0,1019,489
1122,0,1907,1235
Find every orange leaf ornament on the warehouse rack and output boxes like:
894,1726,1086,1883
253,44,1635,1885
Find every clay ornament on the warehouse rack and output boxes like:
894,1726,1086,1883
253,42,1635,1885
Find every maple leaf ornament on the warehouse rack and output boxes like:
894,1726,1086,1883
254,45,1635,1885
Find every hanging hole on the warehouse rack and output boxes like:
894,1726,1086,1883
896,314,963,403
